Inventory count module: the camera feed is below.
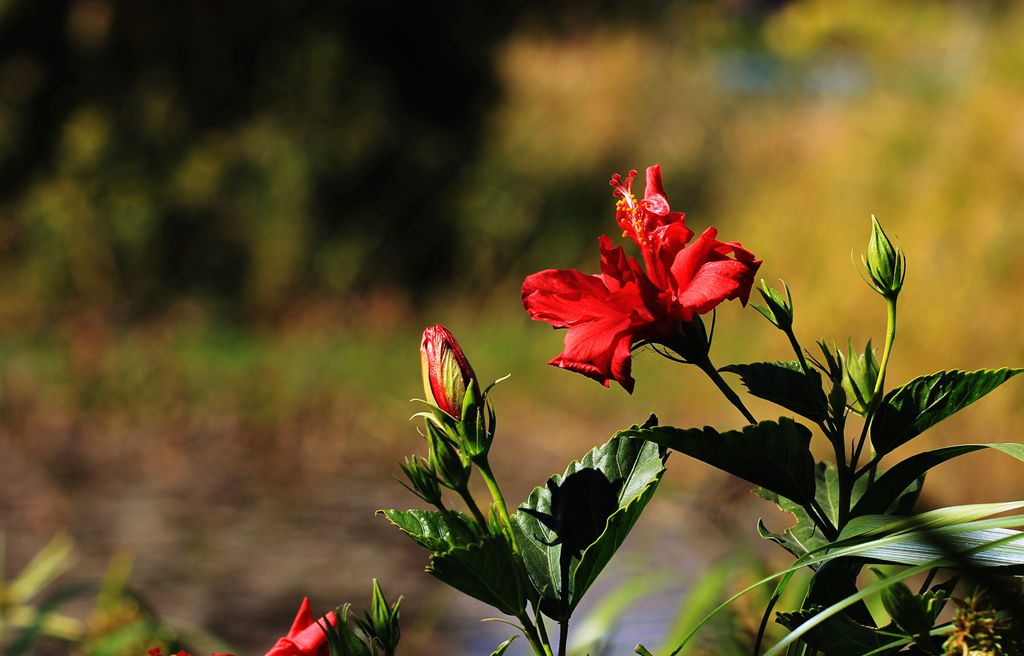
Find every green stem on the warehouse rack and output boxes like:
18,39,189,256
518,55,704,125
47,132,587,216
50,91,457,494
517,613,552,656
456,485,488,527
534,603,552,655
851,298,898,471
476,458,518,548
478,458,554,656
807,497,838,541
696,358,757,425
786,328,810,373
834,432,852,529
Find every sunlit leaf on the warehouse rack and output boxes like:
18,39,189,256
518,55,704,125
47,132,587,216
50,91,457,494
721,361,828,423
623,418,816,509
870,368,1022,456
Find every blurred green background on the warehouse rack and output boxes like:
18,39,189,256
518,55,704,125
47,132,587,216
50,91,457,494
1,0,1023,653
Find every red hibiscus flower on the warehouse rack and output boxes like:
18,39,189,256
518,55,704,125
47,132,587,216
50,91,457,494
264,597,336,656
522,164,761,392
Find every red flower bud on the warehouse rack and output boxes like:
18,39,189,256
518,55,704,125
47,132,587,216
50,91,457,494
420,325,477,418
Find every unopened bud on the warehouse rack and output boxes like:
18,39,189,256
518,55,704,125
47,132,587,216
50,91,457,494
398,456,443,506
420,325,480,419
863,216,906,299
426,421,470,491
752,279,794,330
842,338,880,415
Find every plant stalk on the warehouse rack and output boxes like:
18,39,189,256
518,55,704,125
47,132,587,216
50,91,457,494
696,358,757,425
851,298,898,471
476,458,518,549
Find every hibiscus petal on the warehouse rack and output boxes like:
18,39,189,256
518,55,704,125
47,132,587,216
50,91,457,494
669,227,719,289
522,268,648,392
677,257,762,312
599,235,647,290
642,164,671,216
287,598,315,639
522,269,618,328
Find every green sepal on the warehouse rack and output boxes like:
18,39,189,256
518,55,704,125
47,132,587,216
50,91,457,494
841,338,879,415
862,215,906,298
322,605,373,656
355,579,401,654
488,636,517,656
397,455,443,506
870,368,1023,456
721,361,828,423
752,279,794,330
426,420,471,490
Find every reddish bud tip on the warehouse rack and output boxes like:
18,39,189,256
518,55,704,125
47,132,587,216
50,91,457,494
420,325,477,418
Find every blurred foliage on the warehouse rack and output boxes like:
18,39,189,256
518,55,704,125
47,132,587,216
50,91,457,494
0,533,229,655
2,0,1017,330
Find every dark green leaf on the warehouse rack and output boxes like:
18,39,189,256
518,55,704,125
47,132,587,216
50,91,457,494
625,418,815,507
879,580,933,638
775,607,902,656
756,490,829,559
513,429,667,617
426,534,528,616
721,362,828,423
871,368,1022,456
571,473,662,616
377,509,479,552
854,443,1024,517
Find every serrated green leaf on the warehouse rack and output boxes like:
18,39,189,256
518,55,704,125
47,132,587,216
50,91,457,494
513,430,667,618
854,443,1024,516
426,534,527,616
377,509,478,552
870,368,1022,456
626,419,816,509
721,361,829,423
756,489,829,559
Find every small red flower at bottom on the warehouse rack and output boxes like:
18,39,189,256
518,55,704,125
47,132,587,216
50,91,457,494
264,597,337,656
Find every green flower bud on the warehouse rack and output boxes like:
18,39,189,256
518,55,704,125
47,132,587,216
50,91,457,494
398,455,443,506
862,215,906,299
421,325,481,419
842,338,880,415
426,420,470,491
752,279,794,330
457,382,496,461
358,579,401,654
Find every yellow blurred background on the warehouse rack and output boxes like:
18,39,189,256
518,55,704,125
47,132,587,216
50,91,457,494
1,0,1022,652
